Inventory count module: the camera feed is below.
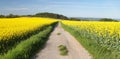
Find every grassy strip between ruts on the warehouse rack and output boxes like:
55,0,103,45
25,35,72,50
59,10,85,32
0,22,57,59
61,23,120,59
58,45,68,56
57,33,61,35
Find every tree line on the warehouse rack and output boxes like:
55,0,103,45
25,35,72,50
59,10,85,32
0,12,118,21
69,18,118,22
0,12,68,20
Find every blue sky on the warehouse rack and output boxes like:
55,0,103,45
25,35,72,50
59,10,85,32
0,0,120,18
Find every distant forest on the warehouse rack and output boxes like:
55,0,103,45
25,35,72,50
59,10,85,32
0,12,118,21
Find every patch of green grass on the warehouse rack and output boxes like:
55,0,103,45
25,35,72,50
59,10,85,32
58,45,68,56
57,33,61,35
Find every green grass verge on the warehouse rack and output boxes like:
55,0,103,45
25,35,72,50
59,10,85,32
0,22,58,59
61,23,120,59
58,45,68,56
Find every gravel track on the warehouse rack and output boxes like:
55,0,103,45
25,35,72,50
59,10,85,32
35,23,92,59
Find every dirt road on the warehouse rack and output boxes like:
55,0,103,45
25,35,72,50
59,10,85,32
34,23,92,59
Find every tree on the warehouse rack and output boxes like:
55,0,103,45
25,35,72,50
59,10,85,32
0,15,5,18
6,14,19,18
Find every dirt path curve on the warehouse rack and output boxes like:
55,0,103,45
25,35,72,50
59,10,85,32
34,23,92,59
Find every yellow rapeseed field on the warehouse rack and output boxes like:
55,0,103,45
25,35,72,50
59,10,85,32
0,17,56,41
62,20,120,36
